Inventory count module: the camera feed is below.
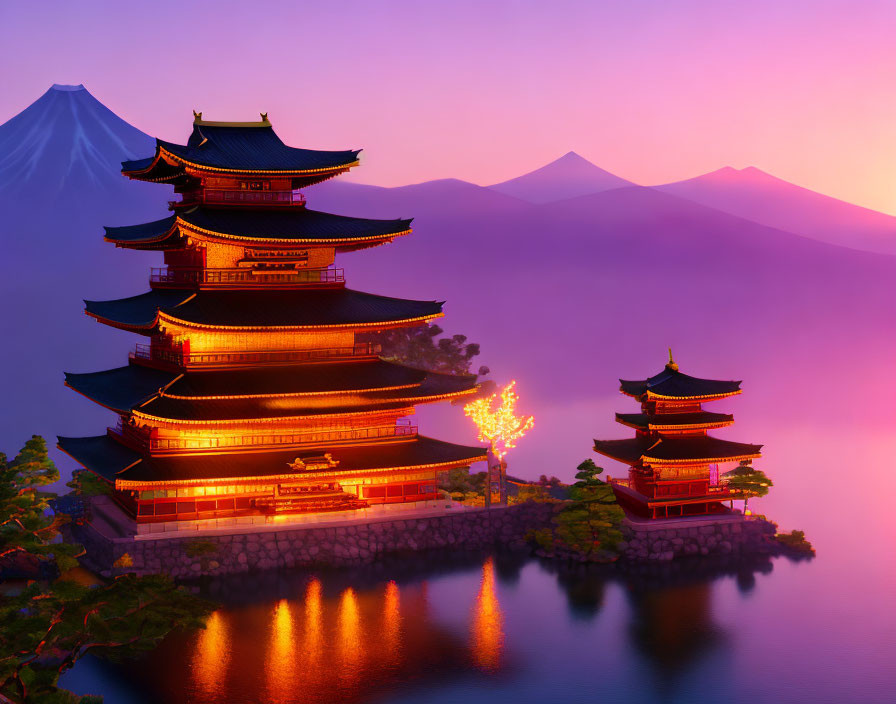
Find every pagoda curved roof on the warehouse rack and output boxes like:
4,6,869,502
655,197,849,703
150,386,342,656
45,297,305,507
65,360,477,417
620,365,742,400
134,371,477,422
84,288,443,332
122,119,359,181
58,434,487,487
103,208,413,249
65,364,180,413
104,215,177,245
594,436,762,465
615,411,734,430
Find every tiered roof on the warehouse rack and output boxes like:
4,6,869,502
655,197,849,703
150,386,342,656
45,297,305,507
61,113,487,501
65,360,478,420
615,411,734,430
104,208,413,250
122,116,359,186
620,365,742,400
595,355,761,467
593,436,762,465
58,434,487,489
85,289,444,332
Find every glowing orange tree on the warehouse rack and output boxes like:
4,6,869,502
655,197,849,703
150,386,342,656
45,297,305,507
464,381,534,506
464,381,534,460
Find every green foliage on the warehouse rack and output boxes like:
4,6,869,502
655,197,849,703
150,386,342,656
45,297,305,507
537,475,562,487
361,324,489,377
725,461,773,510
438,467,487,497
66,470,111,498
184,540,219,558
0,574,213,702
534,460,625,561
527,528,555,551
0,435,215,703
776,529,815,555
511,484,552,504
1,436,83,573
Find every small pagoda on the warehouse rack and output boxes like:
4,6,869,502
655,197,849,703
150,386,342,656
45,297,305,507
594,352,761,519
59,112,486,532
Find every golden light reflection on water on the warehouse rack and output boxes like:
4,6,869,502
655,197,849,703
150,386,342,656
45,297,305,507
338,587,364,686
192,610,229,701
174,568,495,704
472,557,504,671
383,580,402,667
266,599,296,702
303,578,324,666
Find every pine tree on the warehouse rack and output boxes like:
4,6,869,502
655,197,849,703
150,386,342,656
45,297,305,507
724,460,773,511
0,436,213,702
551,460,625,560
0,435,82,573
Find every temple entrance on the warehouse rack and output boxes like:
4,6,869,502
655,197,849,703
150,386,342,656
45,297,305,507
255,482,368,515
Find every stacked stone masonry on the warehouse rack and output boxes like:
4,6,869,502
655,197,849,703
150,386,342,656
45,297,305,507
66,503,778,578
616,516,778,562
69,504,557,578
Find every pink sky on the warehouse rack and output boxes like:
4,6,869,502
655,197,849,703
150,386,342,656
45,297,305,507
2,0,895,213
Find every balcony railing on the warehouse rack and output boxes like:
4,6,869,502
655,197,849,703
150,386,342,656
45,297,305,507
150,266,344,288
110,420,152,448
130,342,382,368
111,421,416,453
170,189,306,209
608,476,734,499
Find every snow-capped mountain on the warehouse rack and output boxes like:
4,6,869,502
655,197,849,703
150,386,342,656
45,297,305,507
0,84,155,198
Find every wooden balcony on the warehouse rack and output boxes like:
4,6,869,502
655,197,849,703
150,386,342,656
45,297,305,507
169,189,306,209
111,420,417,453
608,476,734,500
149,266,344,289
130,342,382,369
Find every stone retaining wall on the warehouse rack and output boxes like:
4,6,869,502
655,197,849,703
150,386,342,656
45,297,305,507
617,515,778,562
68,503,559,579
65,502,779,578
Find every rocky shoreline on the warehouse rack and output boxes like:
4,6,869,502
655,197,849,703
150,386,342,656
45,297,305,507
63,500,799,579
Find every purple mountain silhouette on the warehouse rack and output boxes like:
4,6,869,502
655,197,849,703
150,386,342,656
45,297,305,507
0,86,166,458
2,87,895,491
654,166,896,255
0,84,157,202
487,151,634,203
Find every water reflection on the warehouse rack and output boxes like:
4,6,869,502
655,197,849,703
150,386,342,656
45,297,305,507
73,551,811,704
382,580,401,667
338,588,363,688
303,578,323,667
191,610,229,702
471,557,505,671
627,582,722,674
266,599,296,702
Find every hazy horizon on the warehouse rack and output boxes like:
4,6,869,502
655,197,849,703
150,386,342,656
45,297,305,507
2,1,895,214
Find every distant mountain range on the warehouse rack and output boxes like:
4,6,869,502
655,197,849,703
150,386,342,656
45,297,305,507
488,151,635,203
653,166,896,255
484,153,896,255
1,84,894,481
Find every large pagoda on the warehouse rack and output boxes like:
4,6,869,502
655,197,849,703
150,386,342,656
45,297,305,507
59,113,486,533
594,353,761,519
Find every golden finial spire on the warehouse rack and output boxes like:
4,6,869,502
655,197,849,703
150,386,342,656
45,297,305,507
666,348,679,371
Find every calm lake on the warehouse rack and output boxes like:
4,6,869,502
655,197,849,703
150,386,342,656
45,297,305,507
60,460,895,704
